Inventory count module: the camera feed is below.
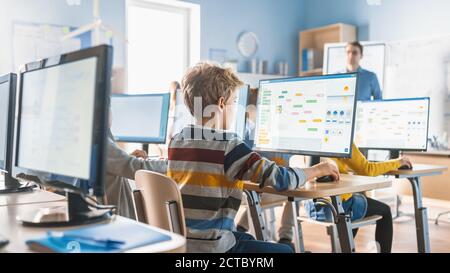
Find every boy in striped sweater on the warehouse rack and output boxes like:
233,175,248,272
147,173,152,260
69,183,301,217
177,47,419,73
169,62,340,253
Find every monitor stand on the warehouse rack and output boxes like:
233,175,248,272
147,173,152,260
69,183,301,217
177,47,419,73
17,192,112,227
143,143,149,155
389,150,401,159
0,173,35,194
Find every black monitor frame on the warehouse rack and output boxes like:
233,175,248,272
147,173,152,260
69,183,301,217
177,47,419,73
0,73,16,175
253,73,359,159
10,45,113,227
14,45,112,198
0,73,35,194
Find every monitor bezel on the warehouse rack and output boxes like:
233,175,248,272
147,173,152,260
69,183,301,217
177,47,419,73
0,73,17,174
253,73,359,159
111,93,171,144
13,45,113,197
355,97,431,152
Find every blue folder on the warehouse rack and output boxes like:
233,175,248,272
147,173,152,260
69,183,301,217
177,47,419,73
26,218,172,253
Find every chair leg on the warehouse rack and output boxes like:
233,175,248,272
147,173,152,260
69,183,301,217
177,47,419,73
435,211,450,225
269,207,277,241
327,225,341,253
262,208,277,241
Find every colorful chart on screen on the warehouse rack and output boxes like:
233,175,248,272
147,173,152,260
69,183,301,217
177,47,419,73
254,74,358,157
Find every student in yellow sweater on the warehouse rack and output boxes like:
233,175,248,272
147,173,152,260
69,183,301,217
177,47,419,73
305,143,412,253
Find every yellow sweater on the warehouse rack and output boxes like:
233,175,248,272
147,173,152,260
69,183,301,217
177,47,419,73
334,143,402,201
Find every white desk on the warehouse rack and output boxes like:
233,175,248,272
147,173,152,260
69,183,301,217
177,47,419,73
0,202,186,253
0,188,66,207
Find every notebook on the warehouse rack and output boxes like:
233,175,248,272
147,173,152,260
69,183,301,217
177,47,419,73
26,217,172,253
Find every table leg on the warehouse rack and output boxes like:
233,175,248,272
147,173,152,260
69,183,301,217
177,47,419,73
243,190,267,241
330,195,355,253
408,177,430,253
289,197,305,253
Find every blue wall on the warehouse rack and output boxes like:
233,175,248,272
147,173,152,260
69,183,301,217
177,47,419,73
184,0,305,75
4,0,447,77
302,0,450,41
1,0,306,76
0,0,125,75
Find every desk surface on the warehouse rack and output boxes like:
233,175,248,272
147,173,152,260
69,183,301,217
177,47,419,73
243,174,392,199
0,202,186,253
0,188,66,207
404,151,450,157
386,163,448,176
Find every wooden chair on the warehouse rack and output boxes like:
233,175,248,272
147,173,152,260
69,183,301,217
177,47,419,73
133,170,186,236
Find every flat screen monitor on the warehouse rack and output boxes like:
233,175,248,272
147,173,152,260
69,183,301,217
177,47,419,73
354,97,430,151
0,74,16,174
254,73,358,158
15,45,112,196
110,93,170,144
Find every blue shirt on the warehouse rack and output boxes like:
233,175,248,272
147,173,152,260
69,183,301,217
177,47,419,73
352,67,382,101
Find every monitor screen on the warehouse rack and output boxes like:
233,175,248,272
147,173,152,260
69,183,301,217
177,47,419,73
173,85,249,139
17,57,98,180
0,79,10,171
254,74,358,158
354,98,430,151
110,93,170,144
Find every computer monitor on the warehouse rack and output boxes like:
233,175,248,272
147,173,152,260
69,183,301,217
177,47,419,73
253,73,358,158
110,93,170,144
0,74,14,176
354,98,430,153
0,73,35,193
14,45,113,226
173,84,250,138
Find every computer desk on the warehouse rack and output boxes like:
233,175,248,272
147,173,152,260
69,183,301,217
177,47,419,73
386,163,448,253
243,174,392,253
0,188,66,207
0,201,186,253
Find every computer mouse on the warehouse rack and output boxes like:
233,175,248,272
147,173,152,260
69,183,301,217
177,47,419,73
398,165,413,170
315,175,335,183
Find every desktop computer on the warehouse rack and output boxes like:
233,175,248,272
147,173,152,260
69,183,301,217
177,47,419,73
254,73,358,159
110,93,170,144
13,45,113,226
354,97,430,158
0,73,34,194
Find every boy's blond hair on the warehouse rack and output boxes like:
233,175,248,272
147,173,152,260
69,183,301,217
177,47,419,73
182,62,244,117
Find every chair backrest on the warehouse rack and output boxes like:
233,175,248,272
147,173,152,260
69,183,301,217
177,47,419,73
134,170,186,236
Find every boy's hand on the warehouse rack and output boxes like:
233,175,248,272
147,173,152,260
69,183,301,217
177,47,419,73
131,149,148,159
304,162,340,182
398,156,412,168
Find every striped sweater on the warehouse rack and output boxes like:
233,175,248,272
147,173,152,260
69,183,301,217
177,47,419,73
167,125,307,253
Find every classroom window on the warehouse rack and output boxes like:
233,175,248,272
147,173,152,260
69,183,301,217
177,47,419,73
126,0,200,93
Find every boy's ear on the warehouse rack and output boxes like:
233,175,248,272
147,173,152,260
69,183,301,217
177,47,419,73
218,97,225,110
